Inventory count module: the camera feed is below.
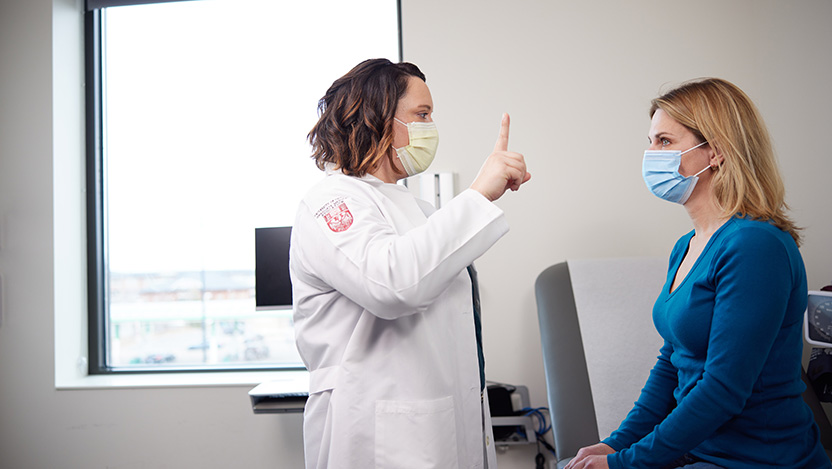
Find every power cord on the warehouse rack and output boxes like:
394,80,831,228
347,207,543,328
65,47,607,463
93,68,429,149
520,406,557,467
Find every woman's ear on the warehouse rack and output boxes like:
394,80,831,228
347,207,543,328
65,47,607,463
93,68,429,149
709,146,725,169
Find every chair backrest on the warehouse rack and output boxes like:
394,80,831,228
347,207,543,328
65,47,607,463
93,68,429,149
534,262,599,463
803,365,832,459
535,258,666,465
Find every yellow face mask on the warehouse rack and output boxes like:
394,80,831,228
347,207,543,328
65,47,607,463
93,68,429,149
393,118,439,176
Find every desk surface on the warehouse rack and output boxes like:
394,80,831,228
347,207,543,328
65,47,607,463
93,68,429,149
249,372,309,414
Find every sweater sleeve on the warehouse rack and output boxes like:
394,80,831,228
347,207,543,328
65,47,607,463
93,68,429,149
607,227,795,469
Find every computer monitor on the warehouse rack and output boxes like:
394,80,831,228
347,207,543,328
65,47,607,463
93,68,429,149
255,226,293,310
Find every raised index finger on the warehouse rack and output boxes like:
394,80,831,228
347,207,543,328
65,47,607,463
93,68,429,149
493,112,510,152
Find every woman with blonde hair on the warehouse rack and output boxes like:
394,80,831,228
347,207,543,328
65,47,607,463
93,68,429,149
567,78,830,469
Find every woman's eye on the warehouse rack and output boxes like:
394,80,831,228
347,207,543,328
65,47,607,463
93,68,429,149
661,138,671,147
417,112,429,119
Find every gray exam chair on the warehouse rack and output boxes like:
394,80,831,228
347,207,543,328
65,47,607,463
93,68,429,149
534,258,666,468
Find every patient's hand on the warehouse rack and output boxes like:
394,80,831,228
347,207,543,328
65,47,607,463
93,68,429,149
564,443,614,469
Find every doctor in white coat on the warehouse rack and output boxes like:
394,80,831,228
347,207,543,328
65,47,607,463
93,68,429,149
290,58,531,469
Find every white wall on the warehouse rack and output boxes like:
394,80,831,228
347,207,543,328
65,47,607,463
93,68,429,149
403,0,832,465
1,0,830,468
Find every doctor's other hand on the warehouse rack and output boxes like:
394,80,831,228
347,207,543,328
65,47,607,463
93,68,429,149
563,443,614,469
469,113,531,202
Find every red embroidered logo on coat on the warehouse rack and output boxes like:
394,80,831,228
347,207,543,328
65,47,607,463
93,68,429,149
324,202,354,232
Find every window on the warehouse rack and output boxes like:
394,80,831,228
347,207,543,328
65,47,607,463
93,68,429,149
86,0,401,373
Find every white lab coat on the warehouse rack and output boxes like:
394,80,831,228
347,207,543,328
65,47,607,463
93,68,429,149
290,166,507,469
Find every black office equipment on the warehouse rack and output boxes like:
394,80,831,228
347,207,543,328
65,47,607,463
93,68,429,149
255,226,293,310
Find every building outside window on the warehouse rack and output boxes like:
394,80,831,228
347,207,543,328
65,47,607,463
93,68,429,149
87,0,400,372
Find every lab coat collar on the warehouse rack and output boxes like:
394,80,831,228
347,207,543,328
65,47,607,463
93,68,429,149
324,162,405,190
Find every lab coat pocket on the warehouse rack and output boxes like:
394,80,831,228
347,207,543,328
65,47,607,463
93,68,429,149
375,395,459,469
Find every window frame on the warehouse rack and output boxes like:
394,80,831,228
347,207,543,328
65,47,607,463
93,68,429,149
84,0,403,375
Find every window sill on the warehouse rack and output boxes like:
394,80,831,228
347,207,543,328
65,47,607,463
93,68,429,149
56,368,309,390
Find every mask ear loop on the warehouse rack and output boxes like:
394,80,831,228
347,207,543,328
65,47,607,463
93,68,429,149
692,165,711,178
680,140,709,155
684,140,711,178
392,118,410,152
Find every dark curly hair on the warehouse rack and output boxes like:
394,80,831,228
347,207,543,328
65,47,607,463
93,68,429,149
308,58,426,177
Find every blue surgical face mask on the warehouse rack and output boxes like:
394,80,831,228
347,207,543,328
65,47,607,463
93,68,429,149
642,141,710,205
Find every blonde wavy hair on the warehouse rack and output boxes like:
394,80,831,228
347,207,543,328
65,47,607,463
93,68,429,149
650,78,801,245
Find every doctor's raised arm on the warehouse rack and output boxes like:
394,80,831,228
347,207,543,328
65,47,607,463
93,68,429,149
288,58,529,469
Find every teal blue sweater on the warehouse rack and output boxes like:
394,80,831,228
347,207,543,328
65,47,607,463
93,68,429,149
603,217,830,469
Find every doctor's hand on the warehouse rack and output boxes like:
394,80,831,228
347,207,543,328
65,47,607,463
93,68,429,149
469,113,531,202
564,443,614,469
